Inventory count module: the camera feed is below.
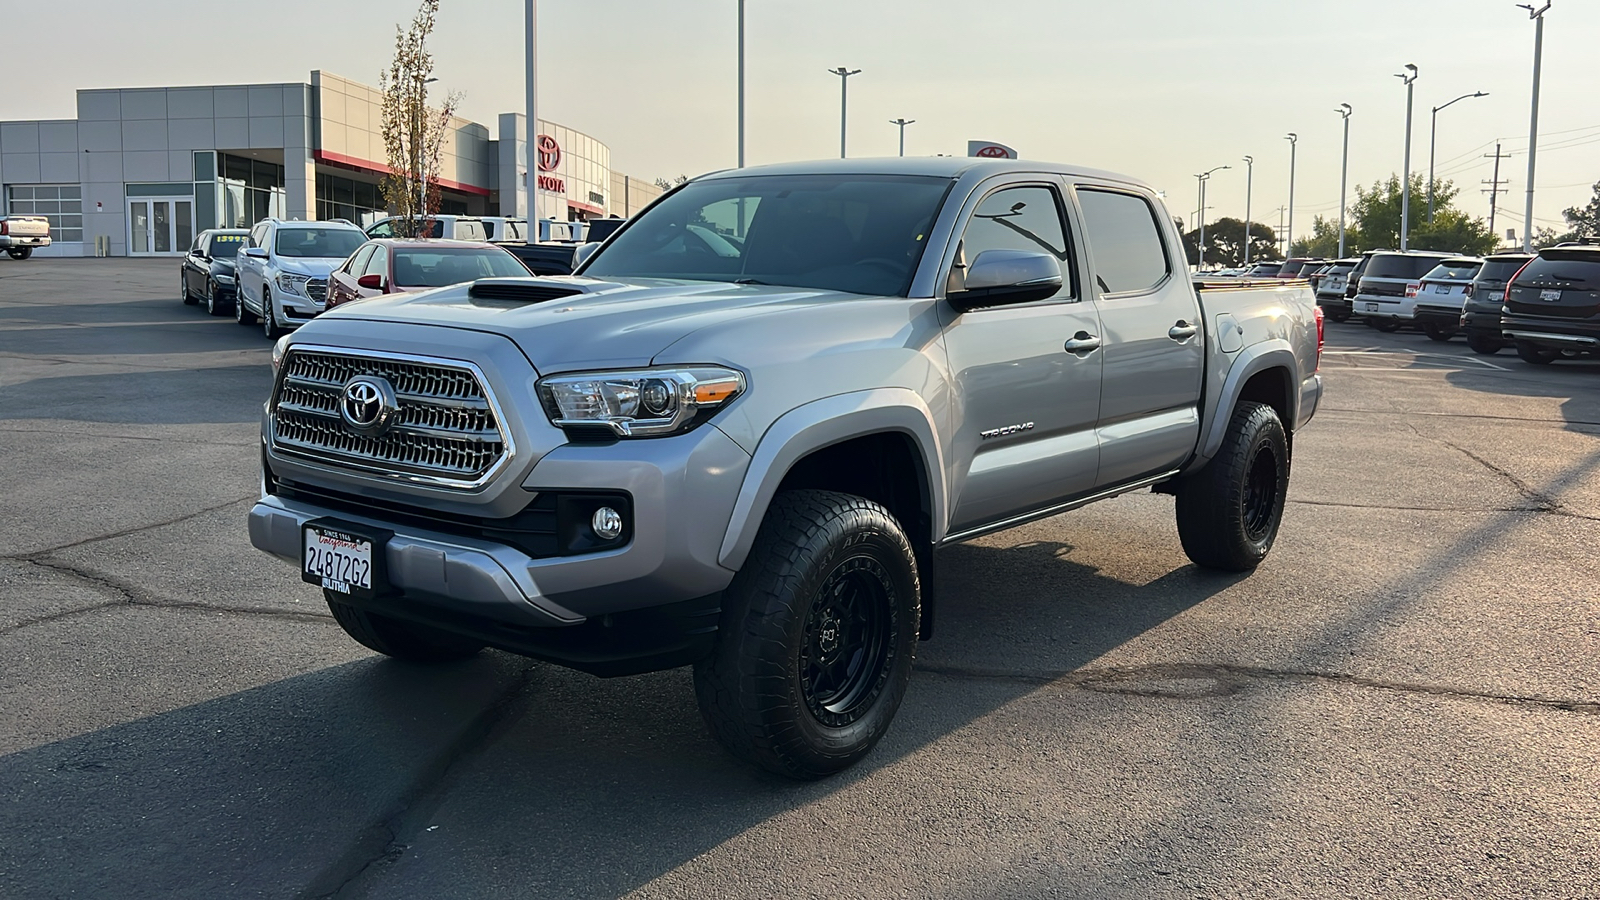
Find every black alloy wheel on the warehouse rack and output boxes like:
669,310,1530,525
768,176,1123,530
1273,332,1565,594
800,555,894,728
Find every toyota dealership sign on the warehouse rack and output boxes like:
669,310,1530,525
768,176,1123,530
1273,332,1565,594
967,140,1018,159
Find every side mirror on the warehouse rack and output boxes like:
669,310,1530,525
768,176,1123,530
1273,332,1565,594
190,248,204,257
357,274,386,292
947,249,1063,312
571,241,601,270
244,247,269,259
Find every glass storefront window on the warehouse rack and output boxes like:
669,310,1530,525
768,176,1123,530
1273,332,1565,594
5,184,84,242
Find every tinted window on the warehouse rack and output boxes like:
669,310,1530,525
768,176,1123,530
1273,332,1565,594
1515,254,1600,289
393,248,530,286
1249,264,1282,277
1421,261,1482,282
367,220,394,239
1077,188,1170,293
948,185,1073,298
274,227,366,259
208,233,246,257
455,221,486,241
1478,258,1532,283
1364,254,1449,279
584,174,951,296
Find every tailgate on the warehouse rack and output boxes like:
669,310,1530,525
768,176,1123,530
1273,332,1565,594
3,217,51,237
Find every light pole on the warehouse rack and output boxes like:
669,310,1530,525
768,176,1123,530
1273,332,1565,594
1396,63,1418,250
1519,1,1551,251
827,67,861,158
890,118,915,157
1337,104,1352,256
1243,155,1254,267
1284,133,1298,256
1428,91,1488,223
737,0,745,168
1194,164,1230,270
525,0,538,222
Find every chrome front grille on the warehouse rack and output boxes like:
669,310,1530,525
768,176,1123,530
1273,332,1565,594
306,278,328,303
270,348,510,488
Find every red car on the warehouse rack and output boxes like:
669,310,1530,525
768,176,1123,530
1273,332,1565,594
326,239,533,309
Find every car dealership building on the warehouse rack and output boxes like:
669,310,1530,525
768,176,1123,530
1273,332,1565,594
0,70,661,257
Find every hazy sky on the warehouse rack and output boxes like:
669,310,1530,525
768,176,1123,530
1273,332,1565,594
4,0,1597,239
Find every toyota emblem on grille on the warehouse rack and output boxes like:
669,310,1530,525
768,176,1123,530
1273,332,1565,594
339,376,397,437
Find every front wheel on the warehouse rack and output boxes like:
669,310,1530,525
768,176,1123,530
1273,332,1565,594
261,288,282,339
1174,401,1289,572
694,490,920,779
181,272,198,305
326,595,485,663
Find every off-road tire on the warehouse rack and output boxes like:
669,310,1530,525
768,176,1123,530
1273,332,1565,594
1515,340,1556,366
694,489,920,780
1174,401,1289,572
1467,334,1502,355
326,594,485,663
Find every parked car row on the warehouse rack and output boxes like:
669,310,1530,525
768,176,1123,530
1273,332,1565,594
1316,241,1600,366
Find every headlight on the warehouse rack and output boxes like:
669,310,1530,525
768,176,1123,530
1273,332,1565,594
537,366,745,438
213,272,235,284
271,336,291,374
276,273,310,296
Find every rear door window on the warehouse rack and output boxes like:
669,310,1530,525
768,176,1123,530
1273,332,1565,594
1075,188,1170,294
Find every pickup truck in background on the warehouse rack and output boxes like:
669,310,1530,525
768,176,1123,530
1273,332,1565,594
249,158,1323,779
0,215,51,259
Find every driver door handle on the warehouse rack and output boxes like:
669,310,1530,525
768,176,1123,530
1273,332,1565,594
1168,320,1199,341
1063,332,1102,354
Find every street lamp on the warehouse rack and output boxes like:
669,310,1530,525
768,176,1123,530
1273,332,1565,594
827,67,861,158
1285,133,1298,256
1396,63,1418,251
1195,164,1230,270
1428,91,1488,223
1337,104,1352,256
1242,155,1254,267
1518,1,1552,251
890,118,915,157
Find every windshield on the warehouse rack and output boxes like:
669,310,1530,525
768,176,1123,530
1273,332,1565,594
275,228,366,259
1421,261,1482,282
1478,258,1531,282
208,233,246,257
1365,254,1448,279
393,248,531,286
582,174,953,296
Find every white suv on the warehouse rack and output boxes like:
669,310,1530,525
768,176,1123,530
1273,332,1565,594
235,219,368,338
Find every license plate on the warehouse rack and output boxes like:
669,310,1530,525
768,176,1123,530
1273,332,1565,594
1540,289,1562,301
302,521,389,598
1435,285,1450,294
1364,302,1380,312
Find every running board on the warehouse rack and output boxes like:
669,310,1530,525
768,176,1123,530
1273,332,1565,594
939,470,1181,546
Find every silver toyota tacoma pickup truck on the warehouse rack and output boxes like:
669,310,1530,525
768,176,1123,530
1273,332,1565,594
249,158,1323,778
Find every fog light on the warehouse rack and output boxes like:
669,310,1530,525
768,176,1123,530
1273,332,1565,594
591,506,624,540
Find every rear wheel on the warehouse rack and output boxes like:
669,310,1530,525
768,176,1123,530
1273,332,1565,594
1515,340,1557,366
694,490,920,779
204,280,224,316
1421,321,1456,342
1367,318,1401,333
1466,333,1503,355
6,247,32,260
326,594,485,663
1174,401,1289,572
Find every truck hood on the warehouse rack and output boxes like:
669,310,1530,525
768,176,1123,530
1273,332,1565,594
307,276,880,373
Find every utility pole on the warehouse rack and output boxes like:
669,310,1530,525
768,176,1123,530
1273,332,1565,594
890,118,915,156
1285,133,1298,256
1242,155,1254,266
1518,1,1552,251
1277,205,1288,257
1337,104,1352,256
1483,142,1513,241
827,67,861,158
1396,64,1418,251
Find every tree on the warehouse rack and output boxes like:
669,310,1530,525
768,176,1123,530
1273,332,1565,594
654,175,688,192
1343,174,1496,256
1182,218,1282,268
1291,216,1342,258
1558,180,1600,240
378,0,462,236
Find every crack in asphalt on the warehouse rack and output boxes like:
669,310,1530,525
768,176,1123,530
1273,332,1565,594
1320,405,1600,430
1435,439,1600,523
0,557,331,636
915,662,1600,716
299,663,540,900
1287,498,1549,514
4,494,257,560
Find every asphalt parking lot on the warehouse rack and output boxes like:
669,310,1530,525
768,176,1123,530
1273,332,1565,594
2,257,1598,899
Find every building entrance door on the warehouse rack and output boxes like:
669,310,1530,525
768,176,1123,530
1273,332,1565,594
128,197,193,256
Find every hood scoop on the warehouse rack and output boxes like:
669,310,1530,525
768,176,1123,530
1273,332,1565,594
468,277,588,304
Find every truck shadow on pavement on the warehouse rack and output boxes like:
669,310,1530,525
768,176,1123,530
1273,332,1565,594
0,538,1244,899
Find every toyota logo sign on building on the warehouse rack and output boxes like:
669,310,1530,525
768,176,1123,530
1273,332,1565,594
537,135,561,172
967,140,1018,159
